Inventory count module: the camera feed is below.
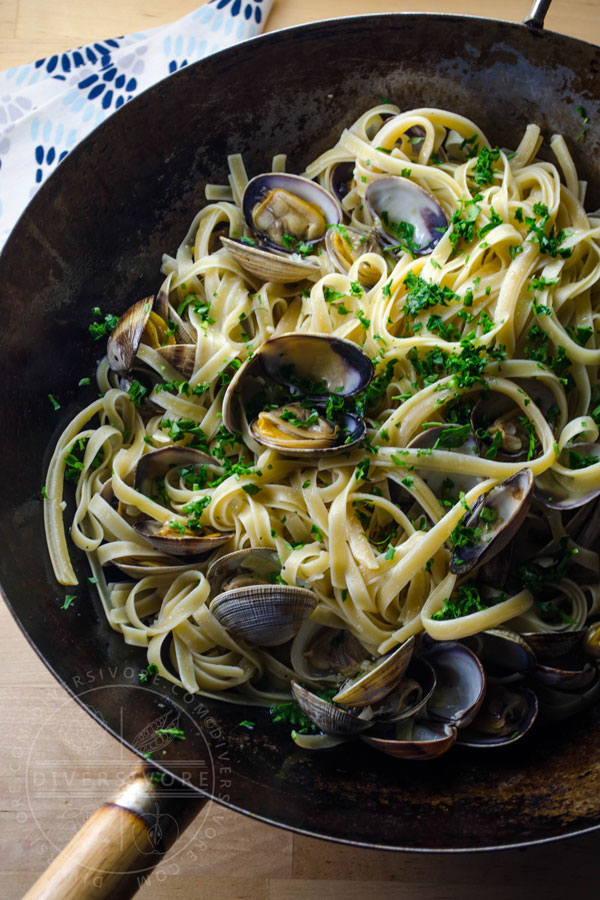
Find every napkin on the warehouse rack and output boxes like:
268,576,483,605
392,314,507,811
0,0,274,249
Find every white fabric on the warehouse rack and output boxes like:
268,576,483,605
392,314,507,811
0,0,273,249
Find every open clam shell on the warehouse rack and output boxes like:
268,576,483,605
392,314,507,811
220,236,320,284
210,584,317,647
533,466,600,511
243,172,342,252
450,468,533,575
329,161,355,203
460,627,536,682
332,635,415,708
291,681,373,737
134,520,233,557
134,446,216,498
457,685,539,748
520,629,586,660
290,621,367,683
532,657,597,692
157,343,197,379
107,296,153,375
361,720,457,760
207,548,283,595
365,176,448,256
324,225,381,287
471,392,539,462
423,641,486,727
250,405,366,458
222,333,373,452
373,657,436,724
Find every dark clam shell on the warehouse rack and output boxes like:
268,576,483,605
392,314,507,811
423,641,486,728
243,172,342,251
329,161,355,202
134,446,215,499
365,176,447,256
361,720,457,760
291,681,373,736
450,468,533,575
134,520,233,557
457,685,539,748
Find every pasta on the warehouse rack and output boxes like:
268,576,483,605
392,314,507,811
44,105,600,748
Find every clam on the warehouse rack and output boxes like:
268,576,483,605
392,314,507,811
329,161,355,203
243,172,342,252
291,681,373,736
156,343,196,378
108,296,154,375
535,672,600,722
361,720,457,760
450,468,534,575
113,554,201,578
460,627,536,682
324,225,382,287
290,621,367,683
471,393,538,462
208,549,317,647
220,236,320,284
532,656,597,692
372,657,436,724
108,295,180,375
207,548,284,595
222,333,373,458
457,685,538,748
406,423,482,499
365,177,448,256
134,446,216,499
423,641,486,727
520,629,586,660
332,635,415,708
134,520,233,557
533,465,600,511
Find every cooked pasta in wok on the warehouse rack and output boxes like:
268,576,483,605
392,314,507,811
44,105,600,756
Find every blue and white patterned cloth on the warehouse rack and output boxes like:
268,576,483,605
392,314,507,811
0,0,274,249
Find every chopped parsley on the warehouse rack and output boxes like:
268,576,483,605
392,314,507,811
139,663,159,684
60,594,77,610
431,583,502,620
155,728,186,740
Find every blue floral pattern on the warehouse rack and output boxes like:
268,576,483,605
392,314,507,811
0,1,273,248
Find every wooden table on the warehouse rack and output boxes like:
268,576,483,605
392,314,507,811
1,1,599,897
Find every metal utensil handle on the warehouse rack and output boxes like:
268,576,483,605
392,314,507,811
21,763,208,900
524,0,553,28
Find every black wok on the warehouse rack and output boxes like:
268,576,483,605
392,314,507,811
1,9,600,862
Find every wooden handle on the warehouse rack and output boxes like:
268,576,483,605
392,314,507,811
22,763,208,900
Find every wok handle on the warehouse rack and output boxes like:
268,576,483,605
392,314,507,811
21,763,208,900
523,0,553,28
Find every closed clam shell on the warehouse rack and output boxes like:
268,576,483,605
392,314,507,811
221,236,320,284
210,584,317,646
333,635,415,708
291,681,373,737
361,720,457,760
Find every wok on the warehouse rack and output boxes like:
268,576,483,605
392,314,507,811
1,1,600,889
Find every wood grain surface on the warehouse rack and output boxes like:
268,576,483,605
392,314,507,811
1,1,600,898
